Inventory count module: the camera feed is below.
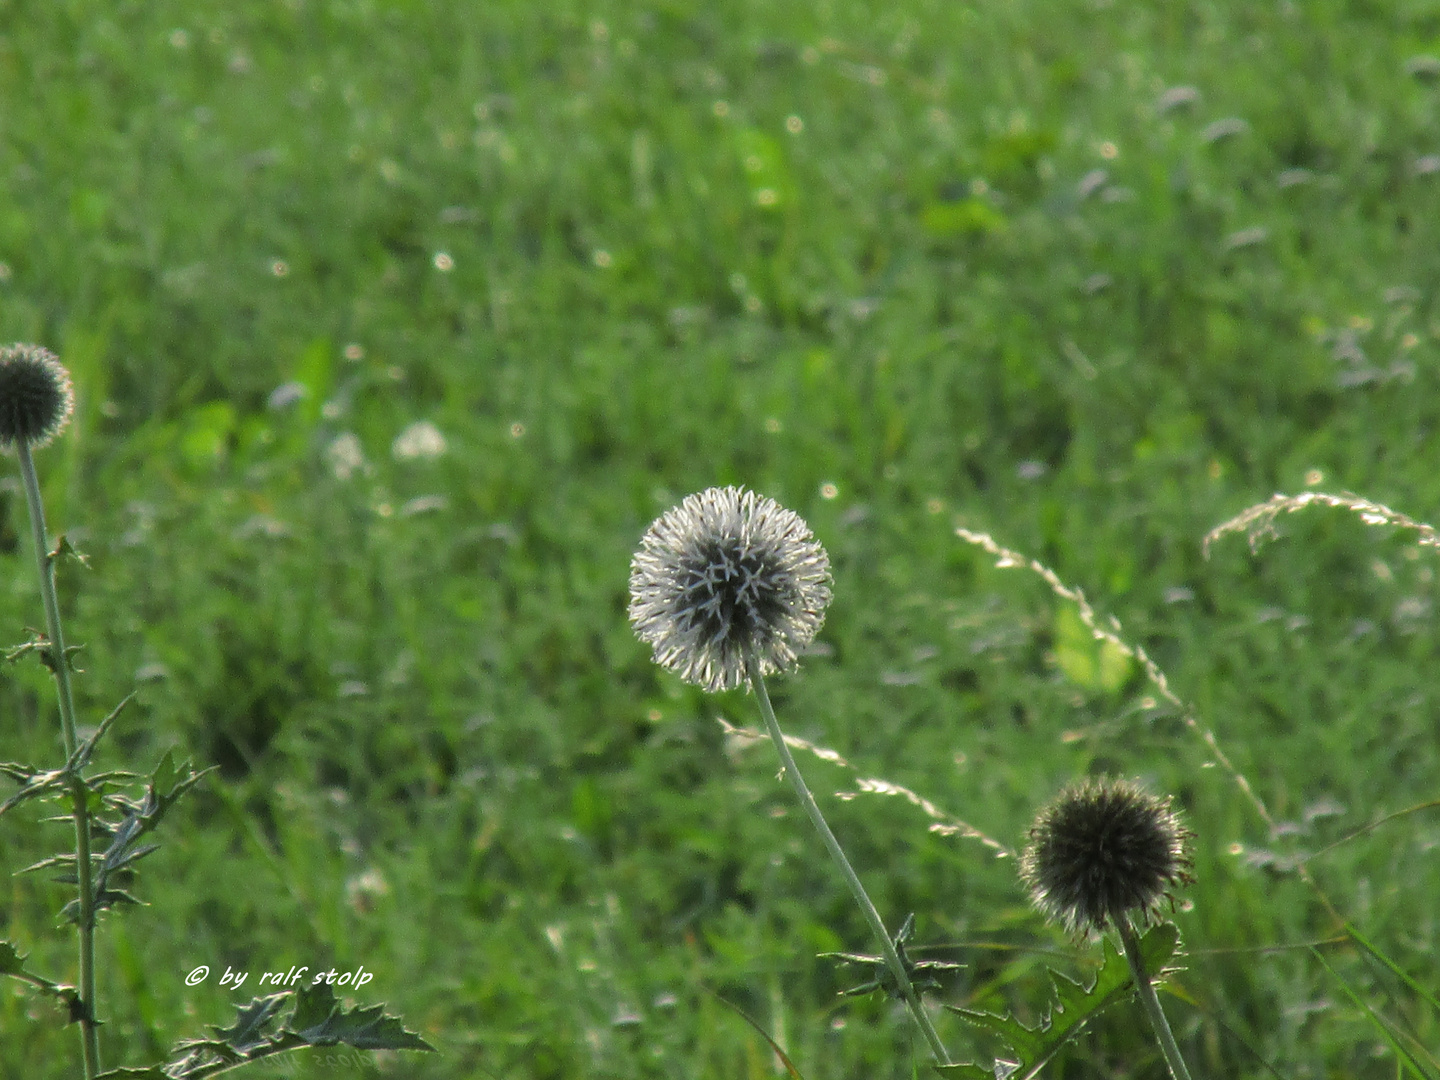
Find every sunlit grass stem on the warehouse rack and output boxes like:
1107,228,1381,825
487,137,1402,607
19,439,100,1078
746,649,952,1067
1117,913,1193,1080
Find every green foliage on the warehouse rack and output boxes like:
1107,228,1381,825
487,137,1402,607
820,912,962,999
939,924,1181,1080
0,0,1438,1075
1052,605,1133,696
90,983,434,1079
0,938,84,1020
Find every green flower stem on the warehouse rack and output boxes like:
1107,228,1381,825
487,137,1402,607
1117,914,1193,1080
746,650,952,1066
19,440,100,1079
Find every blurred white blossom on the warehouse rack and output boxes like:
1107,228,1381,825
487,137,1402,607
392,420,447,461
327,432,366,480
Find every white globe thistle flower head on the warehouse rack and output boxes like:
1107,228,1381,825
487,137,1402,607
629,486,833,693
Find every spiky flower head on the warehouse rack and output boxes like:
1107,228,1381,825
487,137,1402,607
1020,776,1194,935
629,486,832,693
0,344,74,449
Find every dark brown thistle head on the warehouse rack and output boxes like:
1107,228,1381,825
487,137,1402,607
0,344,73,449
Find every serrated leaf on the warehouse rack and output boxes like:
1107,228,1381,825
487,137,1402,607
945,923,1181,1080
934,1062,1016,1078
287,983,434,1051
17,853,76,875
50,534,91,568
78,753,215,916
0,938,85,1018
95,1069,169,1080
60,886,144,923
209,994,289,1052
0,939,25,975
0,764,72,815
106,841,160,873
4,637,52,665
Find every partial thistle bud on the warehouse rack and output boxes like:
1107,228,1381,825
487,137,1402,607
0,344,74,449
1020,776,1194,935
629,486,832,693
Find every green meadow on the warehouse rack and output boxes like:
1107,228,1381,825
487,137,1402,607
2,0,1439,1075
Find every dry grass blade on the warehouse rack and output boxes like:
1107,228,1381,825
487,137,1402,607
955,527,1276,833
717,717,1011,857
1202,491,1440,558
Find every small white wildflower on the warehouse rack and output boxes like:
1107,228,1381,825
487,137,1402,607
326,432,366,480
392,420,447,461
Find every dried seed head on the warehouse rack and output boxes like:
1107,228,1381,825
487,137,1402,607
629,486,832,692
0,344,74,449
1020,776,1194,935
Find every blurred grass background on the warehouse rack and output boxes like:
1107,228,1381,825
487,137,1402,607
1,0,1439,1076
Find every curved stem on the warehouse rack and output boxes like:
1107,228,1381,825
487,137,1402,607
19,441,100,1078
746,650,952,1066
1117,914,1193,1080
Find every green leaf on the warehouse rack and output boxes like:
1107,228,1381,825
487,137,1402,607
179,401,237,470
0,939,25,975
48,534,91,568
733,127,792,211
80,752,216,916
945,923,1181,1080
0,762,72,815
152,749,178,798
291,337,334,425
211,994,289,1052
920,197,1007,238
934,1063,1011,1078
94,1069,169,1079
288,982,435,1051
0,696,135,817
1053,604,1133,695
142,982,433,1077
0,938,85,1018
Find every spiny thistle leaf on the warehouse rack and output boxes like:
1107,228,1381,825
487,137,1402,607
49,533,90,568
59,887,144,924
0,940,23,976
289,982,436,1051
820,912,963,999
938,923,1181,1080
94,1069,169,1080
1,630,82,673
4,634,52,664
0,938,86,1020
0,762,73,815
0,696,135,817
76,751,216,919
210,993,290,1051
151,985,436,1078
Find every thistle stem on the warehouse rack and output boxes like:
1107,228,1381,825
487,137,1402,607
1117,914,1193,1080
746,650,952,1066
19,440,100,1079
